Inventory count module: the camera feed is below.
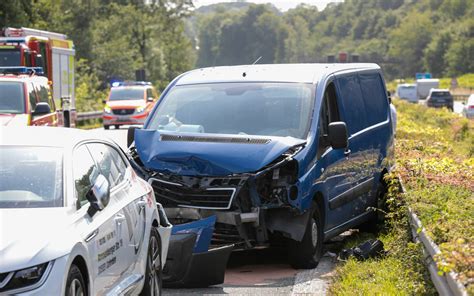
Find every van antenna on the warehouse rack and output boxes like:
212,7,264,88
252,56,262,65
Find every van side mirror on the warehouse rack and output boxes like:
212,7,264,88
127,126,139,148
86,174,110,217
328,122,348,150
32,102,51,116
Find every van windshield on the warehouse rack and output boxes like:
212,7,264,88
0,82,25,114
109,88,144,101
148,83,314,139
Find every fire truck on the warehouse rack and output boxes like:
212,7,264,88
0,27,76,126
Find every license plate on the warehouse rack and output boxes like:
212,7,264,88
117,116,129,121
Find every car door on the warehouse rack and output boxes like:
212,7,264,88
316,81,355,231
87,143,145,275
72,144,123,294
335,73,379,218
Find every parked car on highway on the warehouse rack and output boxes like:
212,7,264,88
425,88,454,111
103,81,158,130
462,94,474,119
0,67,59,126
127,63,394,286
0,127,171,295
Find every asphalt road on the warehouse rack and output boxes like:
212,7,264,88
90,126,349,295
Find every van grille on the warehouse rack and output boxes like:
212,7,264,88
149,178,236,209
112,108,134,115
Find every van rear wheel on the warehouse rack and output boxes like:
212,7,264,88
288,204,323,269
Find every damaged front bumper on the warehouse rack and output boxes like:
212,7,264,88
163,215,233,288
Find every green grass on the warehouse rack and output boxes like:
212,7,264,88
330,99,473,294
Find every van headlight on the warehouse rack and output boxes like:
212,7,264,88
136,106,145,113
104,105,112,114
0,262,51,292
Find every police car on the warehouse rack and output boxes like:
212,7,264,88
0,127,171,295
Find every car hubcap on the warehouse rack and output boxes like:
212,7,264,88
69,279,83,296
311,219,318,247
148,236,161,296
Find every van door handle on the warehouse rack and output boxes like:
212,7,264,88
344,149,351,157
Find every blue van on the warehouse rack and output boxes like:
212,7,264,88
128,63,395,286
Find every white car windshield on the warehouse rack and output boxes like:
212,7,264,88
0,146,63,208
148,83,314,139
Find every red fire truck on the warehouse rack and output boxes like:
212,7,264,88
0,27,76,126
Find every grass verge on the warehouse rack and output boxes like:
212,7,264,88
330,99,473,294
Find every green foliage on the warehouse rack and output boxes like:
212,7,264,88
3,0,195,112
193,0,473,79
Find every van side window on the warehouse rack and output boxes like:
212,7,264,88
318,82,340,156
146,88,153,99
27,83,37,111
359,73,388,125
336,74,367,135
35,81,55,111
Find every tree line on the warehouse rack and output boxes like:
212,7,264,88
194,0,473,80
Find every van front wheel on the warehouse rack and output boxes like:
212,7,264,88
288,205,323,269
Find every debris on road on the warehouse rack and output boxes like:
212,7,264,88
338,239,386,261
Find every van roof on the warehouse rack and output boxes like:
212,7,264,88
176,63,380,85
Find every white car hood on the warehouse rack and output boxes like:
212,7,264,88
0,208,77,272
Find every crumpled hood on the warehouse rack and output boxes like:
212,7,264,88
135,129,305,176
107,100,145,108
0,114,29,126
0,208,76,272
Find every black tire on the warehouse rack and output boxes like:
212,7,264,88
288,204,324,269
141,227,162,296
104,125,110,130
66,264,87,296
115,125,120,129
359,181,387,232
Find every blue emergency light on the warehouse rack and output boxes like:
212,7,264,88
112,81,151,87
0,66,44,75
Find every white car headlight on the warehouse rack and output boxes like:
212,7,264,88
136,106,145,113
0,262,50,292
104,105,112,114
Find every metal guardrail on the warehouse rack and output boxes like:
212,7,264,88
398,177,468,296
452,94,470,102
76,111,102,121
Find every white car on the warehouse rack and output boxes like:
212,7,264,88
0,127,172,295
462,94,474,119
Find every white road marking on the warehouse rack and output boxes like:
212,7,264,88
291,255,335,295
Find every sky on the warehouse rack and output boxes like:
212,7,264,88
193,0,344,11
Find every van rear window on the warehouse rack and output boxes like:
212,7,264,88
359,73,388,126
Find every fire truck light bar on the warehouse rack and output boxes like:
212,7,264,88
0,66,44,75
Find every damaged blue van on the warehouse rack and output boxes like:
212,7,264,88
128,63,395,286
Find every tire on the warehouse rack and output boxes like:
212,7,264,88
288,204,323,269
140,227,162,296
359,181,387,232
66,264,87,296
115,125,120,129
104,125,110,130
